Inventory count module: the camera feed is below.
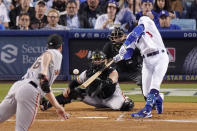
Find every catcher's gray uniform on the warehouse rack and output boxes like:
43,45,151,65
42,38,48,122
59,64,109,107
0,49,62,131
78,69,126,110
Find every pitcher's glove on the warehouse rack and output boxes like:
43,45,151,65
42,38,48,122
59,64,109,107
38,73,50,93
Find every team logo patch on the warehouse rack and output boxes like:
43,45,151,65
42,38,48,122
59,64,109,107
1,44,18,63
167,48,176,62
75,50,89,59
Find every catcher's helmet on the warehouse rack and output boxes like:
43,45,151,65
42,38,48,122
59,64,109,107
90,50,106,60
109,27,125,41
47,34,63,49
90,51,106,71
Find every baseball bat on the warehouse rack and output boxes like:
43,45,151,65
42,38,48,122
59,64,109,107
81,60,114,88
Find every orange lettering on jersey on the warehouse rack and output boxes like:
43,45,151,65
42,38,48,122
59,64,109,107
55,70,60,75
146,31,153,37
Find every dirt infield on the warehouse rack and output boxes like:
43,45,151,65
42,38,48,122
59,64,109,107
1,102,197,131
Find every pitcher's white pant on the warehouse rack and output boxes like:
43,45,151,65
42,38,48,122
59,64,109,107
142,50,169,97
83,85,126,110
0,80,40,131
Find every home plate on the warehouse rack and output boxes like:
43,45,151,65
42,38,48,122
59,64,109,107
77,116,108,119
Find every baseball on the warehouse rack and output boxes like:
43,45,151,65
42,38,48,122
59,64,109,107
73,69,79,75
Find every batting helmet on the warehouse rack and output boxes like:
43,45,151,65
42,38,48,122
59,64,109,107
47,34,63,49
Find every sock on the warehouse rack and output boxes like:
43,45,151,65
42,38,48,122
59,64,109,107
150,89,159,97
145,93,156,112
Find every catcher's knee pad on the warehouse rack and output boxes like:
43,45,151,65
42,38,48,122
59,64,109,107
120,97,134,111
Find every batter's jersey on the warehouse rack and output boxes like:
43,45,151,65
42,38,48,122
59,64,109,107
128,16,166,55
22,49,62,95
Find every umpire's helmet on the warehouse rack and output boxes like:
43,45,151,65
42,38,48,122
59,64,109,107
47,34,63,49
109,27,125,41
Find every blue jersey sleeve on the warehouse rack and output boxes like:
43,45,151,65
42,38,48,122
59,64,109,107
123,48,134,60
124,24,145,46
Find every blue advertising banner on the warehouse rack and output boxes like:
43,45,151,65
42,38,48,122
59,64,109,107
0,30,69,80
164,75,197,81
0,36,49,80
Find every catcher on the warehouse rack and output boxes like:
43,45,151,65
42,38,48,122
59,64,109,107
40,50,134,111
103,27,144,99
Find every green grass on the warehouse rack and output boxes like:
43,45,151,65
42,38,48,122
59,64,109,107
164,96,197,103
0,82,197,102
120,83,197,90
0,83,12,101
161,83,197,88
128,94,197,103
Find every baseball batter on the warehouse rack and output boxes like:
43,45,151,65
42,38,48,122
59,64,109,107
113,16,169,118
0,34,69,131
40,51,134,111
103,27,144,99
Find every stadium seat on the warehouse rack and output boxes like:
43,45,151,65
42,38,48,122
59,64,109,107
170,19,196,30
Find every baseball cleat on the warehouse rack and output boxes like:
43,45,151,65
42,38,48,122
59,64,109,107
131,108,152,118
155,93,164,114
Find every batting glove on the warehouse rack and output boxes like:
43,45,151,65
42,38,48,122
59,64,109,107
113,54,123,63
119,45,127,56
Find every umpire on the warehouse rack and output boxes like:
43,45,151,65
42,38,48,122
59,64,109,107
103,27,143,87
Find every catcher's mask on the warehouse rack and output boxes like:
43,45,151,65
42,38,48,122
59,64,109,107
90,51,106,71
109,27,125,48
47,34,63,49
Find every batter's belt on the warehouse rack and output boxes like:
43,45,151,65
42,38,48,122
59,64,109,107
29,81,38,88
143,49,166,58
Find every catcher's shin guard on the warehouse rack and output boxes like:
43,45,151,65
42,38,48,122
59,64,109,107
40,94,71,111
